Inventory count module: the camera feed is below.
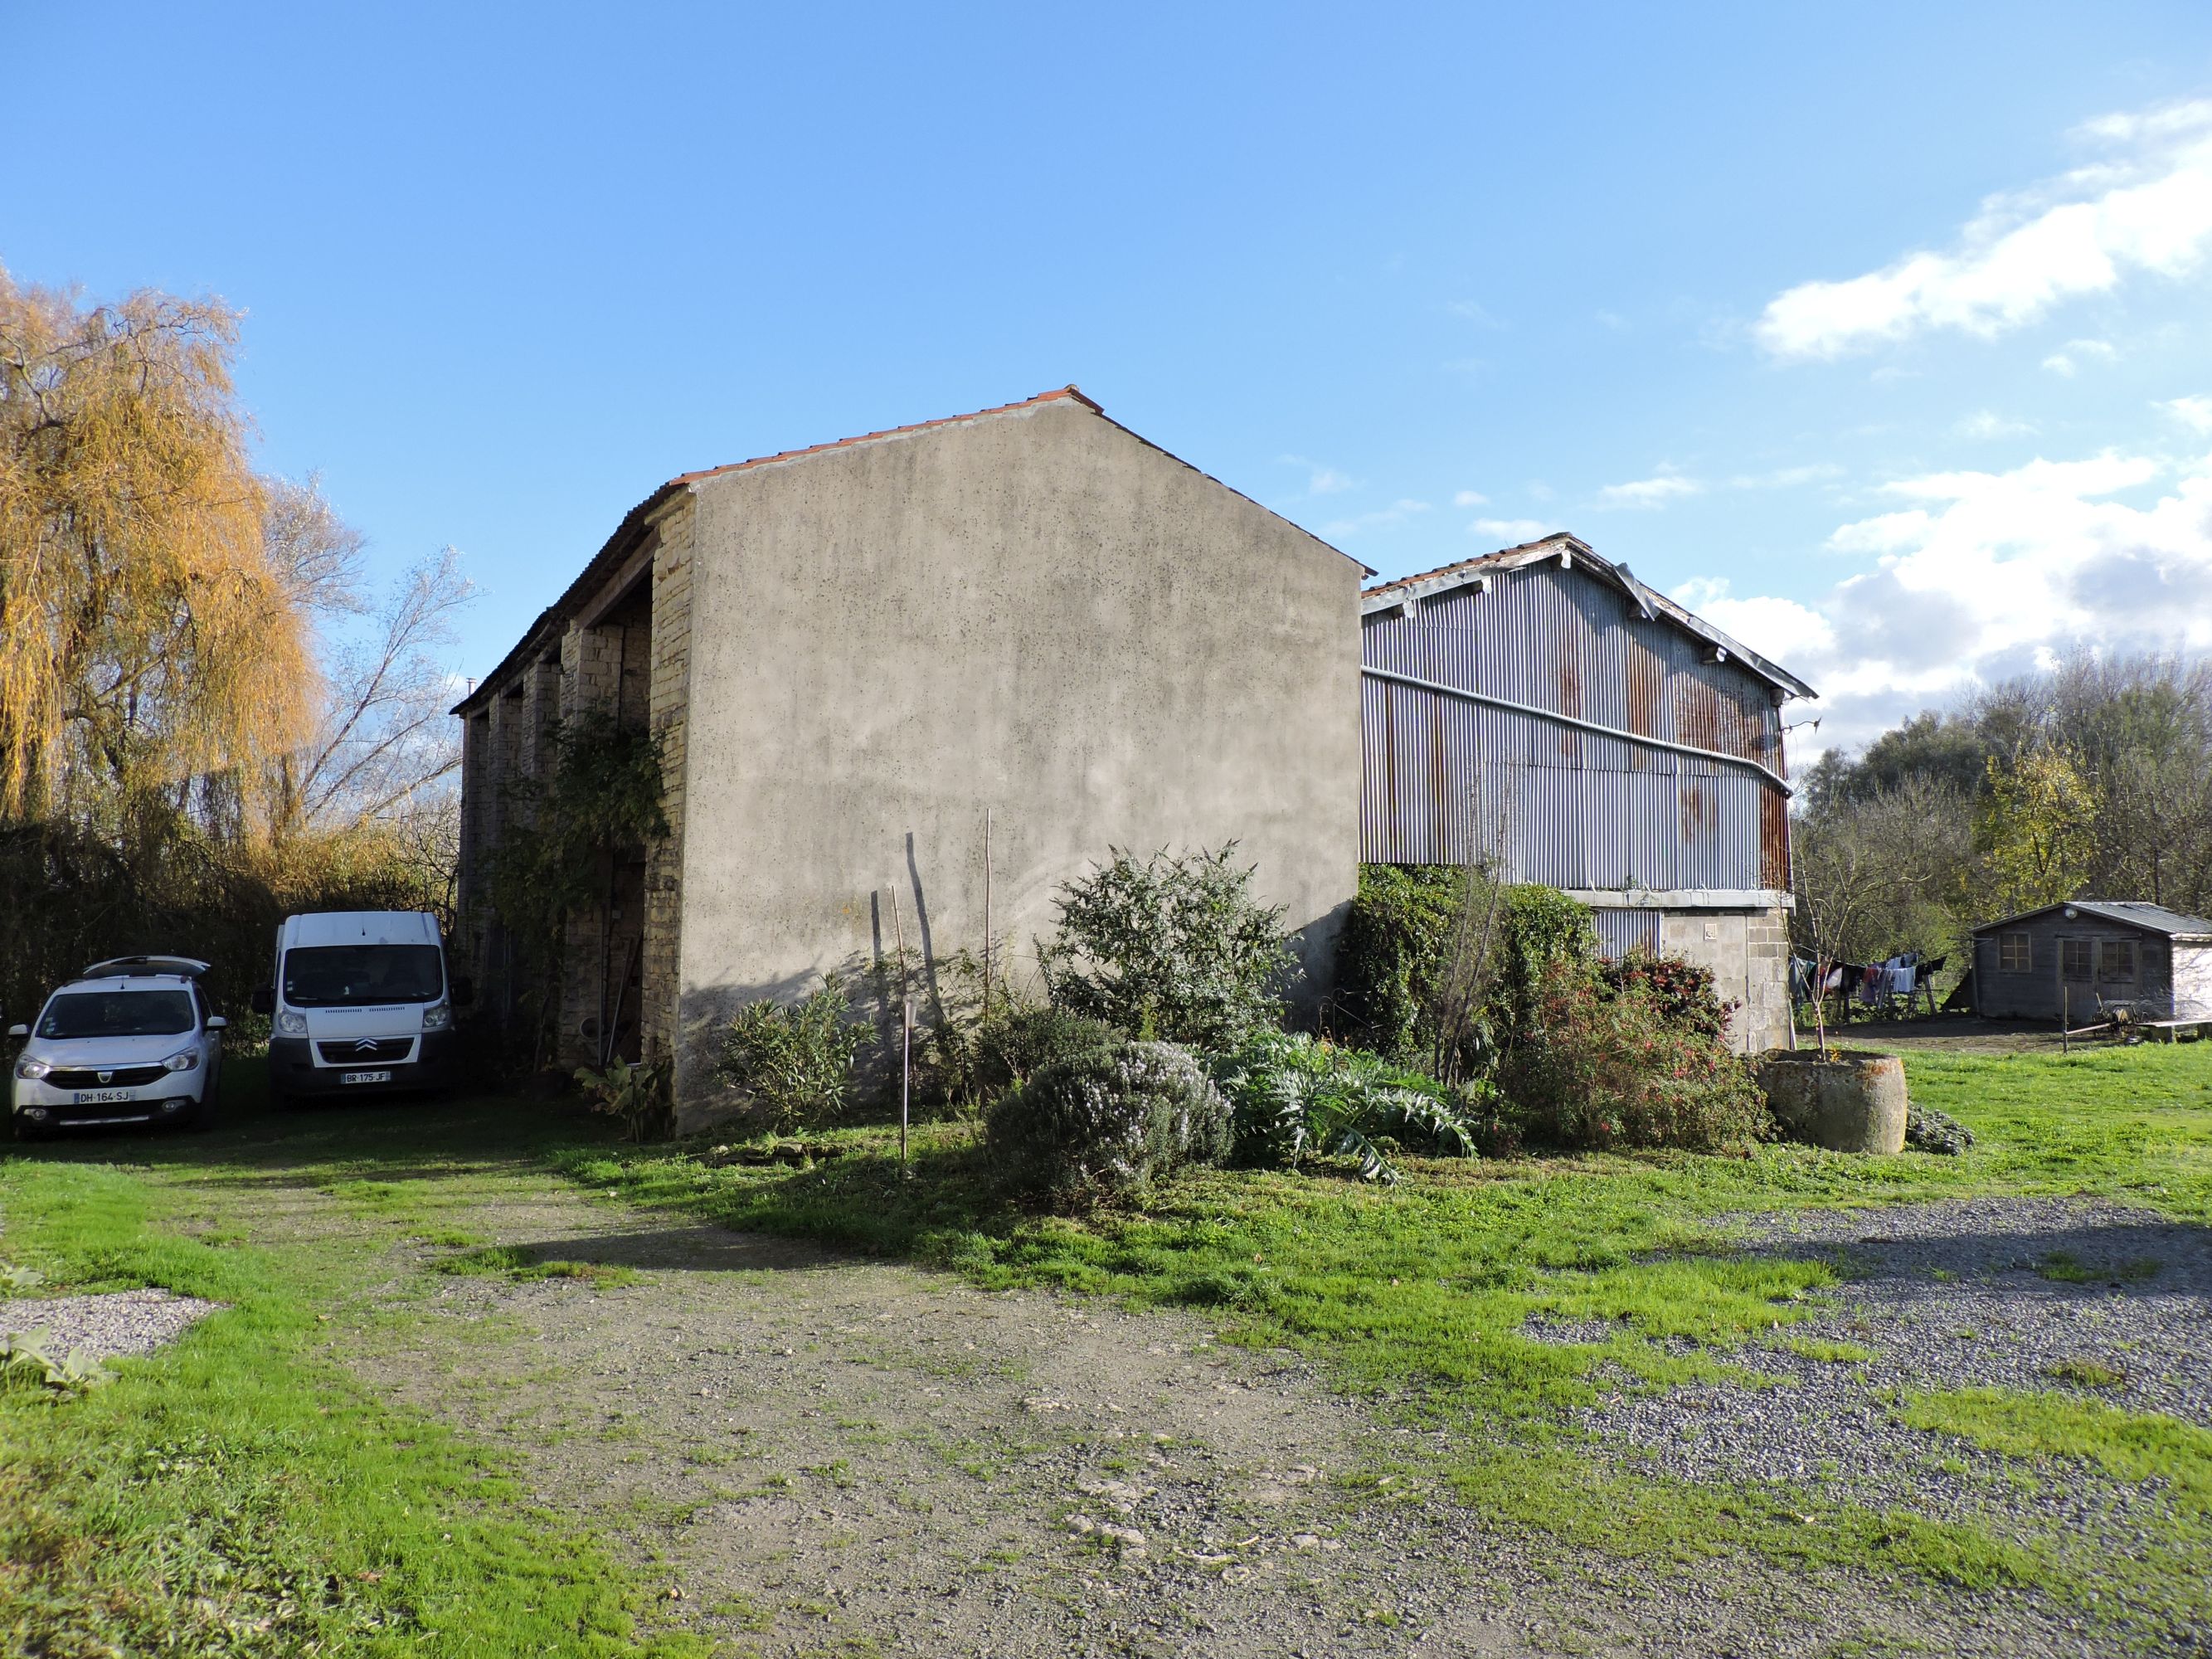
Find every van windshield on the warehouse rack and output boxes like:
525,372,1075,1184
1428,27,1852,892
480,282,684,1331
40,990,196,1039
283,945,444,1008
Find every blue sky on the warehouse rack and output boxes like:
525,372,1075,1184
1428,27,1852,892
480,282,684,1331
7,2,2212,757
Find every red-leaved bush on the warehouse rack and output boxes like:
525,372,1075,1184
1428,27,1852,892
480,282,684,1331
1502,960,1767,1151
1601,949,1733,1042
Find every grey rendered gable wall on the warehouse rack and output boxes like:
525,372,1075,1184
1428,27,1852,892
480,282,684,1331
668,395,1362,1126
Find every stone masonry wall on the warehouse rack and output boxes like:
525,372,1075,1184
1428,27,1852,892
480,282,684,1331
641,501,694,1079
556,586,626,1064
1657,905,1794,1054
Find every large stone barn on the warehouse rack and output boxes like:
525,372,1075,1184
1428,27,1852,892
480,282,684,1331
454,387,1366,1130
1359,533,1816,1053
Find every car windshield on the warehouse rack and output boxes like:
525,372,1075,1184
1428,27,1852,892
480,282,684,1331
282,944,444,1007
38,989,196,1039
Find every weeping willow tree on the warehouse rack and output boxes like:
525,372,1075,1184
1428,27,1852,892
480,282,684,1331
0,268,460,1020
0,265,313,827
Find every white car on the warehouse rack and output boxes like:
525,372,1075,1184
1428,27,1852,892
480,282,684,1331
8,957,226,1136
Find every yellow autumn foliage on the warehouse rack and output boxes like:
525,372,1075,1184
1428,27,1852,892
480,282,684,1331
0,265,314,819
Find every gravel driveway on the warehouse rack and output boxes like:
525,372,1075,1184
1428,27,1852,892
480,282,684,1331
1573,1199,2210,1612
329,1185,2185,1658
0,1287,220,1359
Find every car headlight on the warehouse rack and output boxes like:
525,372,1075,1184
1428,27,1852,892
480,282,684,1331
13,1056,51,1081
421,1002,452,1032
277,1010,309,1036
162,1047,202,1073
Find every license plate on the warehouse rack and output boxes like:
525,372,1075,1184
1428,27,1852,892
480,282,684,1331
74,1088,138,1104
339,1070,393,1085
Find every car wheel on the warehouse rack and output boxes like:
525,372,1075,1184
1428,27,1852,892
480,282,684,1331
184,1093,218,1132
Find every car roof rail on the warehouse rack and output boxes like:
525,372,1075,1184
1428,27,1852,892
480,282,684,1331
80,955,212,980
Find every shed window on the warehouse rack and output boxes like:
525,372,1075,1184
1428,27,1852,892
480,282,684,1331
2100,939,2137,981
2062,939,2093,980
1999,932,2032,972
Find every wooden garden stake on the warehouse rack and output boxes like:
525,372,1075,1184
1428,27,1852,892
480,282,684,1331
890,882,912,1175
983,808,994,1017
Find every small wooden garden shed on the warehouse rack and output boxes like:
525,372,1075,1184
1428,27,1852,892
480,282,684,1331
1970,902,2212,1024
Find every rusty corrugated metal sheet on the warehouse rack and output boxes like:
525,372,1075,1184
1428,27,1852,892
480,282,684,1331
1359,557,1795,893
1760,786,1792,893
1592,908,1661,958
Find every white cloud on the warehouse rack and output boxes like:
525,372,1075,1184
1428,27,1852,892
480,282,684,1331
1453,489,1490,507
1671,577,1838,664
1469,517,1553,543
2042,338,2117,377
1597,469,1704,508
1321,499,1432,537
2160,394,2212,434
1727,462,1846,490
1595,309,1629,331
1953,410,2039,439
1691,440,2212,752
1279,455,1359,495
1825,509,1932,555
1450,298,1505,328
1756,100,2212,359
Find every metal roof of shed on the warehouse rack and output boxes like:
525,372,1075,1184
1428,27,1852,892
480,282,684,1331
1973,900,2212,941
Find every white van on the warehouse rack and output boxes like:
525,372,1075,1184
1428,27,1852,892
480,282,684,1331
253,912,471,1103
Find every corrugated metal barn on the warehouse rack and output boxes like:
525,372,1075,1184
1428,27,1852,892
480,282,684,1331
1360,533,1816,1052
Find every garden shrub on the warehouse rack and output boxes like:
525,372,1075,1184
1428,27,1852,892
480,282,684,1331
1331,867,1597,1073
572,1055,668,1143
984,1038,1232,1200
969,1005,1121,1097
1502,959,1767,1152
1039,844,1293,1048
1906,1103,1976,1155
717,976,864,1130
1330,865,1459,1064
1602,949,1732,1041
1487,883,1598,1040
1208,1030,1499,1180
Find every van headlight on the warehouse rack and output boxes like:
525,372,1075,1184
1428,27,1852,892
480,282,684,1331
277,1010,309,1036
162,1046,202,1072
13,1056,51,1081
421,1002,452,1032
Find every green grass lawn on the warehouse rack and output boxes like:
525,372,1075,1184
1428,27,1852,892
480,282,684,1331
0,1063,702,1659
557,1040,2212,1637
5,1041,2209,1652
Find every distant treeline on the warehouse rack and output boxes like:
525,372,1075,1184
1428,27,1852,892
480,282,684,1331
1793,653,2212,967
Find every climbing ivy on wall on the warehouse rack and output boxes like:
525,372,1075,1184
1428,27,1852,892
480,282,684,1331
482,708,668,1068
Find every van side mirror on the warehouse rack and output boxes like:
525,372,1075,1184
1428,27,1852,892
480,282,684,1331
206,1015,228,1032
250,985,275,1015
450,977,475,1008
6,1024,25,1040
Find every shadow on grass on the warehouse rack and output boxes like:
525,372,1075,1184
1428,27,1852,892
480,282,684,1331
436,1226,838,1275
1738,1212,2211,1298
7,1055,618,1170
